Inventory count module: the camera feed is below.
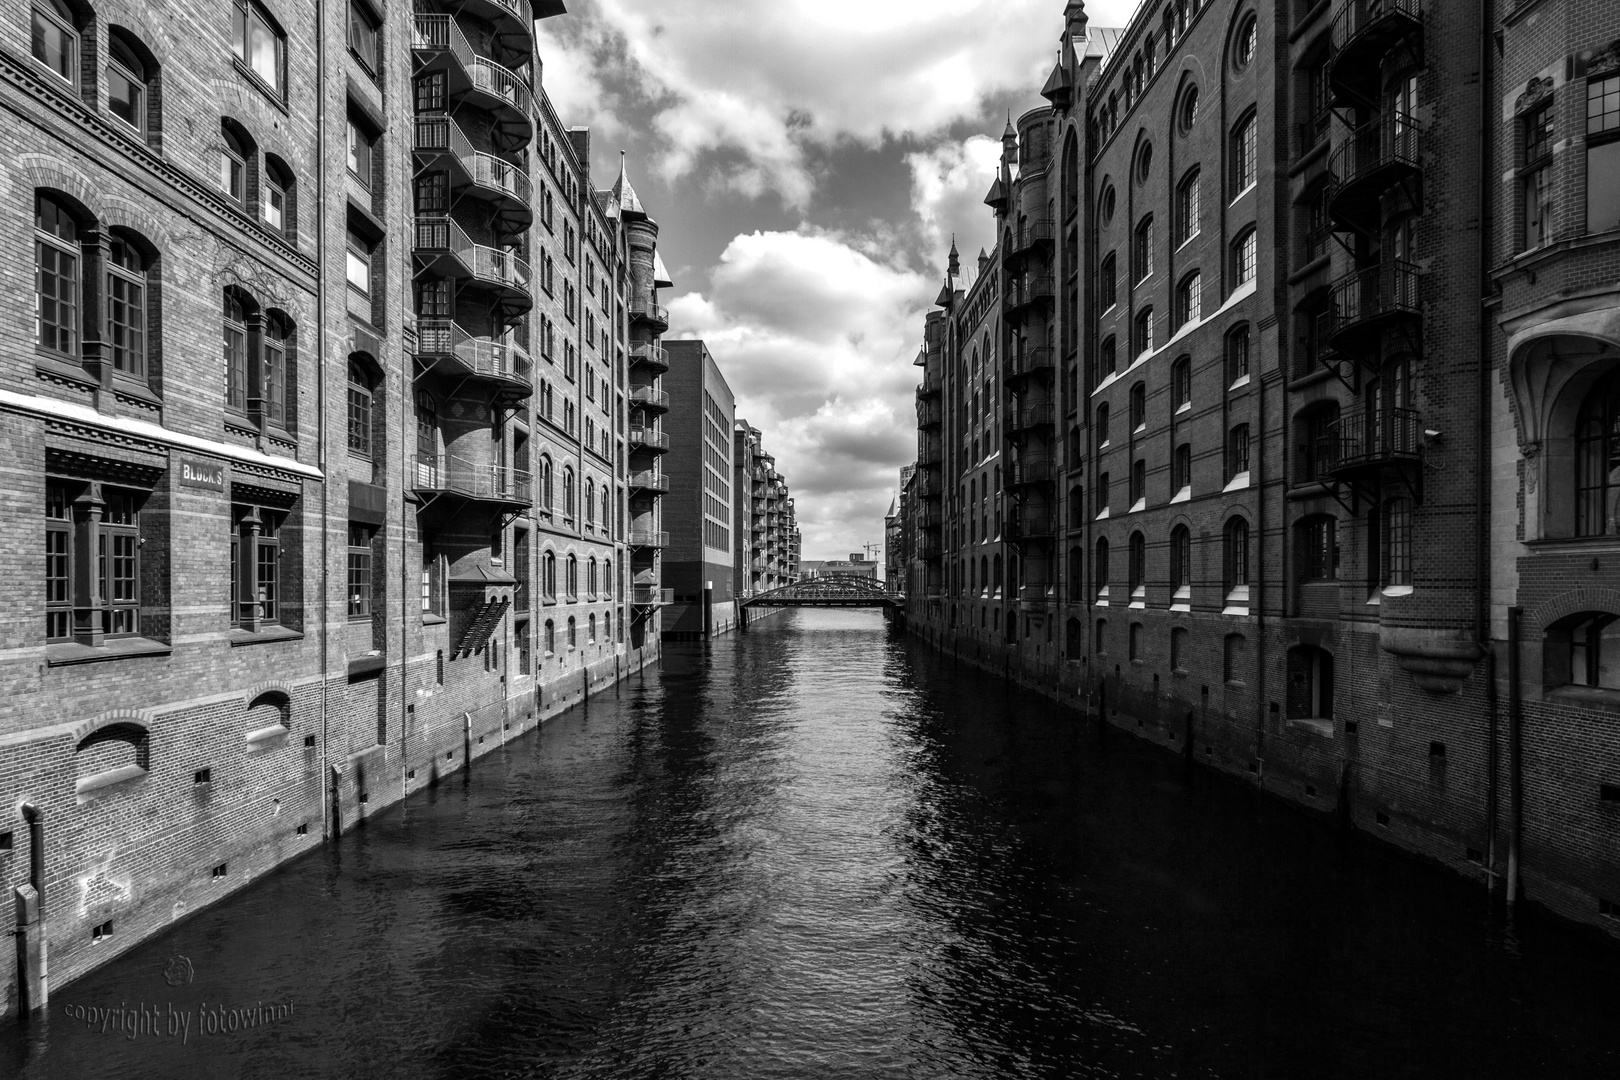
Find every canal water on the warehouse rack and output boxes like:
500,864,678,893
4,608,1619,1079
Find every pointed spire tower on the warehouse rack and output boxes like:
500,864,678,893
947,235,960,278
614,150,647,222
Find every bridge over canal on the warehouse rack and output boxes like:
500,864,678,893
741,574,902,609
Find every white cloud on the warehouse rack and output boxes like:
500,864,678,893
668,230,932,559
536,0,1067,210
906,135,1004,279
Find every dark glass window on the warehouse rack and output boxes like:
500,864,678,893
347,524,373,618
35,194,79,357
224,291,248,411
232,0,286,95
107,35,148,133
347,362,372,455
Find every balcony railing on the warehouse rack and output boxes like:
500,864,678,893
627,470,670,493
1006,347,1056,383
627,427,670,451
628,527,669,548
917,399,943,428
629,386,670,411
416,319,532,386
1010,459,1056,486
630,584,664,606
413,115,533,218
1007,403,1057,435
629,301,669,328
413,455,532,506
629,343,669,370
1327,261,1420,352
1010,219,1055,255
415,216,532,294
1316,405,1422,478
1329,113,1422,231
916,375,942,399
1010,513,1055,541
413,15,535,125
1328,0,1423,106
1005,274,1055,312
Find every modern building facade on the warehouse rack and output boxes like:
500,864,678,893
905,0,1620,939
733,419,799,597
1,0,666,1017
661,338,736,637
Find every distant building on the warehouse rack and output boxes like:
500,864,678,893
662,340,736,637
733,420,799,596
802,556,879,580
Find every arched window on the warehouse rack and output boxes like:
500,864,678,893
604,611,612,643
1069,486,1085,528
1065,615,1082,658
221,120,254,208
542,550,556,601
587,556,597,598
36,193,80,358
979,555,989,595
1062,134,1079,218
102,232,148,378
1134,214,1154,282
566,554,578,599
584,478,595,526
263,155,294,236
1134,307,1155,357
602,487,612,533
107,30,155,137
604,559,613,600
264,312,290,429
1095,537,1110,600
74,721,151,800
31,0,79,88
1096,403,1110,448
1575,371,1620,536
540,456,554,512
347,360,373,455
1545,611,1620,690
1228,423,1251,481
223,289,253,411
1296,401,1340,483
1179,87,1200,135
1170,525,1192,608
993,553,1003,596
1223,517,1250,610
1225,633,1248,684
567,616,576,648
544,619,555,655
1227,324,1252,386
563,468,575,520
1172,442,1192,494
1231,227,1258,286
588,613,597,643
1128,532,1146,603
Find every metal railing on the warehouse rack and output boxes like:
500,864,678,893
416,319,531,383
1331,0,1422,55
415,216,531,292
629,386,670,409
1317,405,1421,474
627,470,670,492
1011,460,1056,485
1329,260,1420,336
917,399,943,427
413,454,532,504
1007,347,1056,379
413,15,535,122
1330,113,1421,194
629,342,669,367
1011,219,1055,253
628,427,670,451
630,584,663,605
1005,274,1055,310
413,115,533,208
1008,403,1057,433
916,375,942,398
628,527,669,547
629,300,668,326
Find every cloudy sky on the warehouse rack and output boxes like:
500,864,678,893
537,0,1140,562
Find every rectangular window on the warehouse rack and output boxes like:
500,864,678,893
224,307,247,412
1100,253,1117,310
1588,76,1620,234
1177,172,1200,245
232,0,285,95
347,121,373,187
108,56,144,133
1229,424,1250,478
347,524,373,618
1383,499,1412,587
1172,357,1191,408
263,328,286,426
101,489,140,636
1178,272,1202,326
255,514,280,622
35,232,79,357
1135,217,1154,281
107,265,144,377
1301,517,1337,580
32,0,78,85
221,149,245,206
1233,115,1257,193
1133,308,1154,357
262,179,286,232
1172,442,1191,491
45,483,70,641
348,0,380,75
346,230,372,294
1233,230,1257,286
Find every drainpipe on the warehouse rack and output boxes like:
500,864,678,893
1506,605,1523,906
315,0,332,841
14,802,48,1016
1476,0,1498,892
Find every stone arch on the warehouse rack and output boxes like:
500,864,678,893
98,196,177,254
103,9,175,66
16,155,107,221
242,681,295,708
1527,588,1620,635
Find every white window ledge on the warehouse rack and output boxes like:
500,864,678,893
1176,401,1192,415
1223,472,1251,493
1229,374,1251,392
1129,498,1146,513
1096,507,1110,521
1170,486,1191,504
1221,605,1250,616
1229,182,1257,206
1382,584,1414,598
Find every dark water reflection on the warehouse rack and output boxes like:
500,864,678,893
4,608,1619,1079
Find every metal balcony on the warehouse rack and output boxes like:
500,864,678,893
628,527,669,548
630,584,665,606
1010,513,1055,543
414,216,532,315
1005,347,1057,388
628,427,670,453
1009,459,1056,487
1327,261,1420,355
1008,219,1055,258
1328,114,1422,234
456,0,542,53
916,376,942,400
1315,405,1422,483
1328,0,1423,108
412,455,532,508
1006,403,1057,437
411,15,535,152
629,386,670,412
627,470,670,494
413,115,533,235
629,301,669,331
1017,584,1053,608
917,398,943,429
1004,274,1055,314
629,343,669,372
415,319,533,396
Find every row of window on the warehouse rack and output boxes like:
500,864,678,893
1517,74,1620,250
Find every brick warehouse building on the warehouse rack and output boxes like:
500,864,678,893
733,419,800,600
0,0,668,1016
905,0,1620,939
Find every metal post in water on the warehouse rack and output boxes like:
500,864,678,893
14,802,47,1017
